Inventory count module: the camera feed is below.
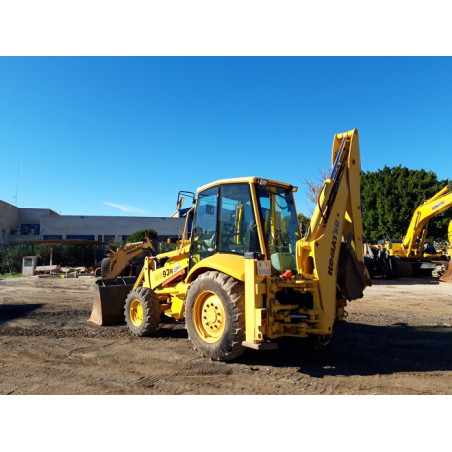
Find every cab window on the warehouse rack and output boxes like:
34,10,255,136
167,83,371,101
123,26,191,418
189,186,218,266
218,184,260,255
189,183,261,268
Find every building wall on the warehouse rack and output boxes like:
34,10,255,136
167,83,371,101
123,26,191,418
18,208,58,223
0,200,19,244
17,208,58,236
1,199,186,244
40,215,186,241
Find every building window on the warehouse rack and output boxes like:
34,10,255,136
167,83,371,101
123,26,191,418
66,235,95,240
121,235,129,242
43,235,63,240
21,224,40,235
103,235,115,243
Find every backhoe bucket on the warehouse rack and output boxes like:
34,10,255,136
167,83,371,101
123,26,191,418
439,261,452,283
89,277,136,325
337,242,371,300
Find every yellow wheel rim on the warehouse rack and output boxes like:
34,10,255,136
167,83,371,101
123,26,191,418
193,291,226,343
129,298,144,327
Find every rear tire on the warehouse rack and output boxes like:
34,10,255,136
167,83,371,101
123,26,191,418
124,286,160,336
185,271,245,362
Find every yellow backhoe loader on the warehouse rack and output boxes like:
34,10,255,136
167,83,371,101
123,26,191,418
365,184,452,278
90,128,371,361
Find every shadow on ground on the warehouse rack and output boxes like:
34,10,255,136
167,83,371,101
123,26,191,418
370,276,441,286
0,304,44,324
237,321,452,377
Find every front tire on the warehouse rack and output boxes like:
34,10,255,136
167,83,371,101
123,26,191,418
124,286,160,336
185,271,246,361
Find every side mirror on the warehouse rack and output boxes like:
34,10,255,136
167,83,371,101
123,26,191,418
177,191,196,210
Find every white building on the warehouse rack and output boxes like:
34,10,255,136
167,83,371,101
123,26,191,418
0,199,185,245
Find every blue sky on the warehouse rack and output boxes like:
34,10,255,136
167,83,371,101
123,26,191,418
1,57,451,218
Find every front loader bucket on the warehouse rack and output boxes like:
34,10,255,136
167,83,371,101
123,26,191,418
89,277,136,325
439,261,452,283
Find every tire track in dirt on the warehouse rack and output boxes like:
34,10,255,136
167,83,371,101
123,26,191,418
347,311,452,326
0,325,130,339
129,333,240,391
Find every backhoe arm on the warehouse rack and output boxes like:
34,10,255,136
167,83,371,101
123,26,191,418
297,129,369,330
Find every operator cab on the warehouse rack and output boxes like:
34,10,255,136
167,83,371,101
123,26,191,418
189,177,301,275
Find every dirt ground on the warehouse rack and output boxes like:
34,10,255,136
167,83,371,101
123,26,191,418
0,273,451,395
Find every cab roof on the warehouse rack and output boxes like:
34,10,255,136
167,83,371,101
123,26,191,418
196,176,298,193
197,177,298,194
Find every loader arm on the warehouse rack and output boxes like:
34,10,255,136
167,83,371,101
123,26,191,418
401,184,452,256
297,129,369,330
103,237,155,279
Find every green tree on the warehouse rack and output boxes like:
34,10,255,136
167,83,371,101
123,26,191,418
361,166,451,242
0,244,34,273
297,213,311,235
126,228,158,243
